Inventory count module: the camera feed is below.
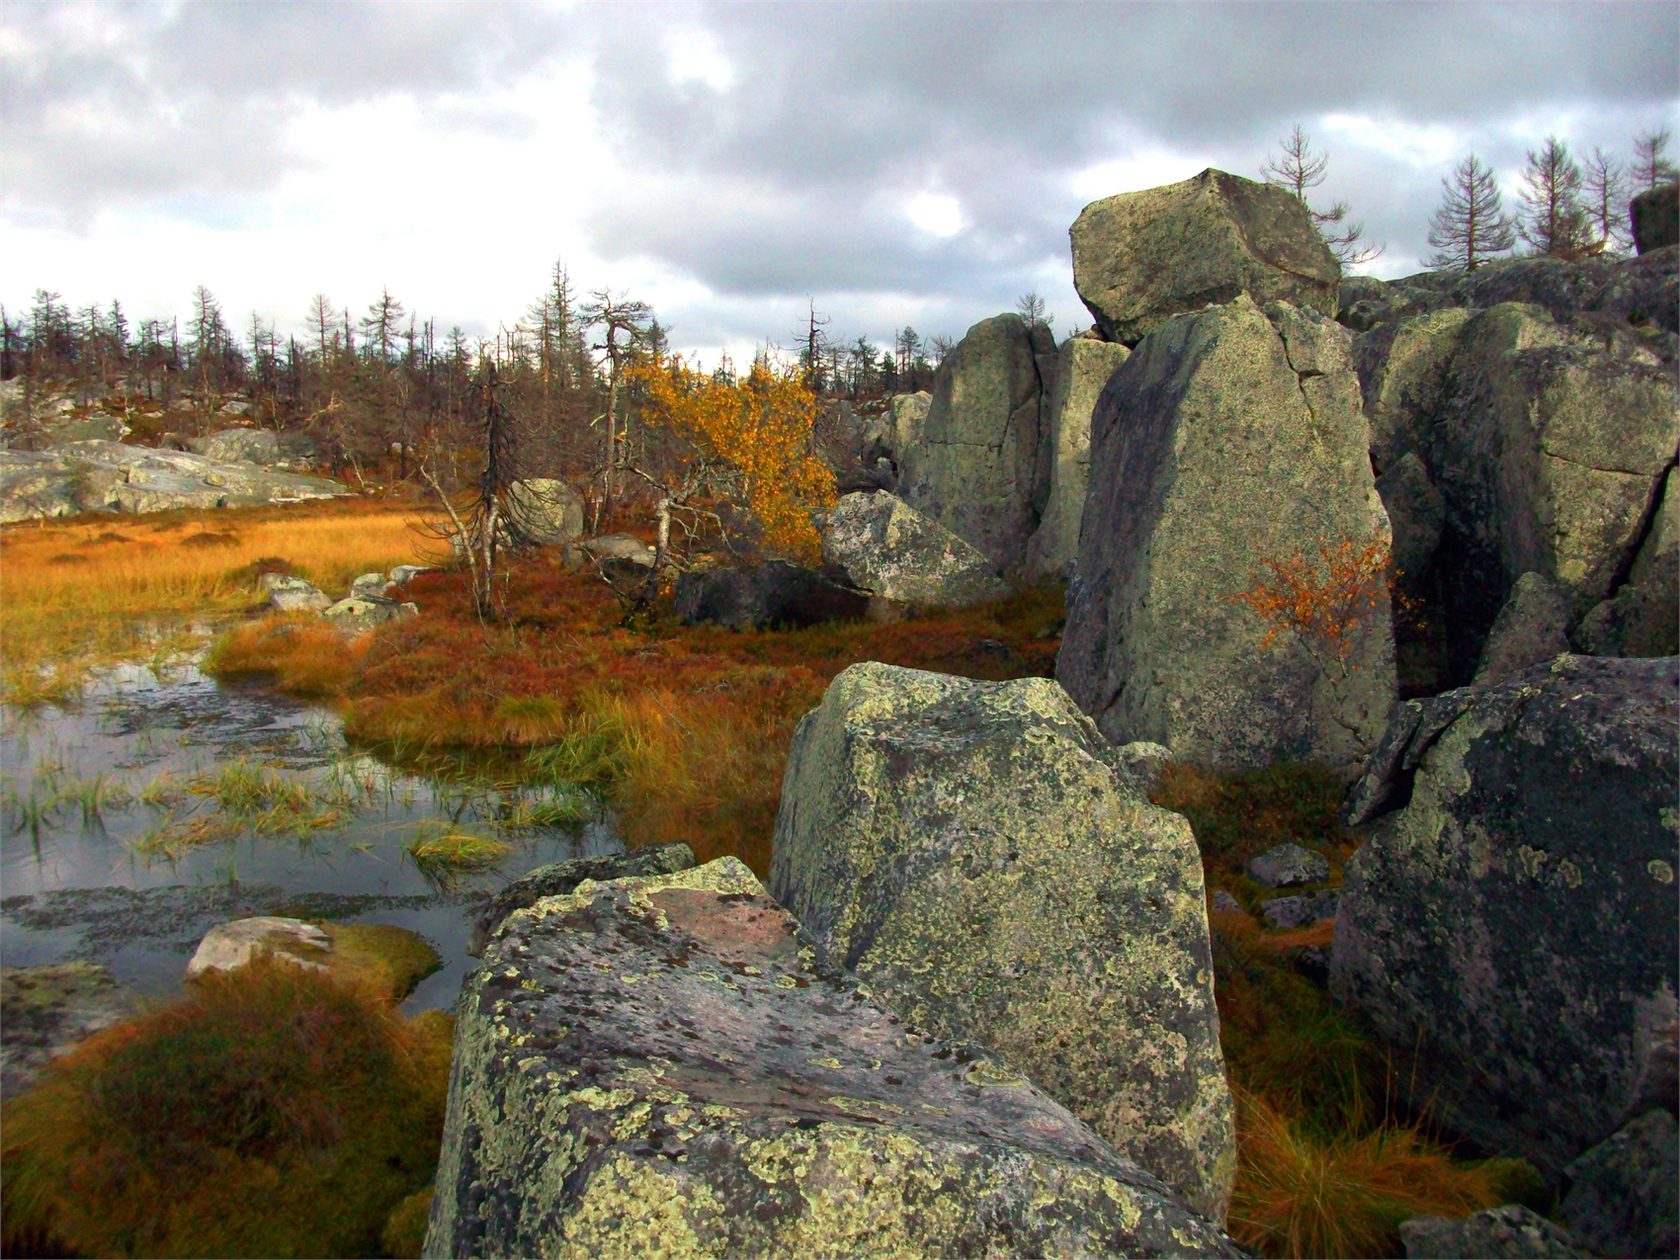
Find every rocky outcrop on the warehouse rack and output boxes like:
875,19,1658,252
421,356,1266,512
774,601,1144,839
1070,168,1339,347
261,573,333,614
822,491,1007,609
1472,571,1573,684
1331,654,1679,1178
673,559,870,630
1632,183,1679,254
425,858,1241,1258
1059,295,1395,770
1355,308,1471,473
187,428,318,471
897,313,1053,574
1399,1205,1580,1259
0,439,346,523
1575,464,1679,658
1560,1108,1679,1258
768,663,1235,1219
1024,336,1131,581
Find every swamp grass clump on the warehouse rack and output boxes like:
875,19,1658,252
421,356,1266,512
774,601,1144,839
0,958,452,1258
405,821,512,879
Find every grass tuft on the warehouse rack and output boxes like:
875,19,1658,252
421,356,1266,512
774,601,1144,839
405,823,511,878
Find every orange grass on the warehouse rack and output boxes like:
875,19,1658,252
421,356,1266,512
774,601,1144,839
1,499,430,703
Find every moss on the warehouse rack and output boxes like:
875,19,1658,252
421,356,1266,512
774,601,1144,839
320,923,441,1004
379,1187,433,1259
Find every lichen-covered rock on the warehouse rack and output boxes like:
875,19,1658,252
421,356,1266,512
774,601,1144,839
768,663,1234,1219
260,572,332,613
1472,571,1574,685
188,428,319,470
673,560,870,631
1575,464,1679,658
1070,168,1339,347
1331,654,1679,1176
1024,337,1131,581
321,593,418,628
822,491,1007,609
1354,308,1472,473
1560,1108,1679,1259
0,963,134,1101
466,842,696,955
897,313,1052,574
1058,295,1395,770
506,477,585,546
1400,1204,1581,1259
1376,451,1446,580
425,858,1241,1259
1246,843,1329,889
1427,303,1678,677
186,916,332,978
1259,890,1339,930
1632,183,1679,254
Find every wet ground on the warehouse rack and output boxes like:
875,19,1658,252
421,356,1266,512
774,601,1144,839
1,656,621,1011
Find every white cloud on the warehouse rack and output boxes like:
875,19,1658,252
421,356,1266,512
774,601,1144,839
1320,112,1465,171
1069,149,1206,204
664,27,735,93
905,191,965,239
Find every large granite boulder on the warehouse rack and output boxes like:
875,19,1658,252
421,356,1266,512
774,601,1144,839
897,313,1052,574
1071,168,1340,347
1399,1205,1580,1259
425,858,1241,1258
1472,571,1574,685
187,428,318,470
1632,182,1679,254
1376,451,1446,581
768,663,1235,1219
1024,336,1131,581
822,491,1007,609
673,559,870,630
1575,464,1679,658
1059,295,1396,770
505,477,585,546
1332,654,1679,1177
1426,303,1678,678
1354,308,1472,473
1560,1108,1679,1259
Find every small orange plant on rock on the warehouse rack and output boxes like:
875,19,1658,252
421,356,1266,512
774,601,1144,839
1232,533,1395,672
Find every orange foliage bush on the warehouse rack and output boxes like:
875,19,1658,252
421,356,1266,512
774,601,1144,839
1231,534,1394,667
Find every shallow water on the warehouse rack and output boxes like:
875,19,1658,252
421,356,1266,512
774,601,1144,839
0,655,621,1010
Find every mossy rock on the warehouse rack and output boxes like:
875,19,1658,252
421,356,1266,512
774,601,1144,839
319,923,440,1003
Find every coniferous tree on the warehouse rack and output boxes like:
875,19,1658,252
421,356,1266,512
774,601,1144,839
1425,154,1517,271
1632,125,1678,191
1517,136,1590,259
1581,146,1632,254
1262,123,1384,266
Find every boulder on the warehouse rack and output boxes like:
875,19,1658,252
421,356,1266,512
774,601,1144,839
822,491,1007,609
1259,890,1339,930
506,477,584,546
186,916,331,979
1246,843,1329,889
1058,296,1395,770
1575,464,1679,658
673,560,870,631
1023,337,1131,581
562,533,655,579
349,571,388,599
1560,1108,1679,1258
1376,451,1446,582
388,564,435,588
897,313,1052,574
1379,250,1680,336
883,389,931,457
1399,1205,1581,1259
465,841,696,954
1426,303,1678,679
426,858,1242,1258
321,594,418,627
1355,308,1472,473
1331,655,1679,1176
769,663,1235,1219
188,428,318,470
1070,168,1340,347
261,573,332,614
1472,571,1574,685
1,963,135,1101
1631,182,1679,254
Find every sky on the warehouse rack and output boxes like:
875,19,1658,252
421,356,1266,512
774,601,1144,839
2,0,1676,369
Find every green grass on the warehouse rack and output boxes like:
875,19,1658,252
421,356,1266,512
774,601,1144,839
405,822,512,878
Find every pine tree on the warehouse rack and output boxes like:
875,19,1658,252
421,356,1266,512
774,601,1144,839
1582,146,1632,254
1262,123,1383,266
1632,126,1678,191
1517,136,1590,259
1425,154,1517,272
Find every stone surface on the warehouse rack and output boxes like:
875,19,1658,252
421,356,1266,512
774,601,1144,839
1355,308,1472,473
562,533,655,577
466,841,696,955
1071,168,1340,347
1400,1204,1581,1259
0,439,345,523
897,312,1052,574
1472,571,1574,685
1059,295,1395,771
1376,451,1447,581
1378,250,1680,336
1560,1108,1679,1259
0,962,135,1101
388,564,435,588
187,427,318,470
425,858,1242,1259
1024,336,1131,581
1631,182,1679,254
1246,843,1329,888
186,915,331,979
673,560,870,631
769,663,1234,1219
262,573,332,614
822,491,1008,608
350,571,389,599
1259,890,1340,930
506,477,585,546
1575,464,1679,658
1331,654,1679,1176
322,594,417,627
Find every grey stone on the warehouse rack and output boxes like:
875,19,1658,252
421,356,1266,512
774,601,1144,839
1331,655,1679,1177
1114,739,1174,795
769,663,1235,1219
1211,890,1244,914
897,312,1052,574
1473,571,1575,684
562,533,655,574
1246,843,1330,888
1058,296,1395,771
1632,182,1679,255
388,564,435,587
1378,250,1679,336
1355,308,1472,473
1575,464,1679,658
1400,1204,1582,1259
466,841,696,955
321,594,416,627
424,859,1243,1259
188,428,318,470
263,574,332,614
1071,168,1340,347
186,915,331,979
506,477,585,546
1561,1108,1679,1259
673,560,870,631
1,963,135,1101
350,571,389,599
1023,337,1131,581
822,491,1007,609
1377,451,1447,581
1259,890,1339,930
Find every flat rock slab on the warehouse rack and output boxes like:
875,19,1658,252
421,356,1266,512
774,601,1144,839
823,490,1007,608
0,962,135,1101
466,842,696,955
426,858,1240,1259
186,915,331,979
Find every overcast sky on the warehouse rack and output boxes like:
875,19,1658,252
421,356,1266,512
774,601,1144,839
3,0,1676,367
